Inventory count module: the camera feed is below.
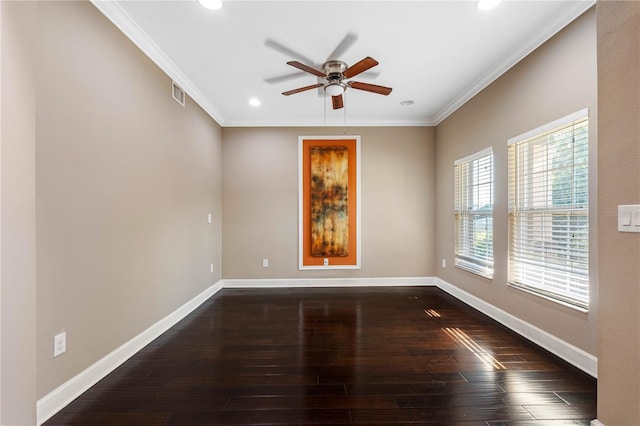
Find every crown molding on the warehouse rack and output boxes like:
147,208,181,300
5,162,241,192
222,116,436,127
90,1,226,126
432,0,596,125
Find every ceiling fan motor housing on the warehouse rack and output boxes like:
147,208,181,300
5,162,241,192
323,60,348,80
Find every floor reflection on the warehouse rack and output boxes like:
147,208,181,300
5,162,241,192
298,298,362,384
442,327,506,370
424,308,441,318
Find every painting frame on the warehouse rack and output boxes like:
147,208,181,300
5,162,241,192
299,136,361,270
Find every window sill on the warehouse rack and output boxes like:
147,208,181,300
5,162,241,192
454,261,493,280
507,282,589,313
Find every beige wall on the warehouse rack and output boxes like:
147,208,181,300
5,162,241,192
596,1,640,424
34,1,222,398
2,0,638,422
435,9,598,355
1,2,38,423
222,126,435,279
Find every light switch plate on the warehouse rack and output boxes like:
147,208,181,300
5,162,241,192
618,205,640,233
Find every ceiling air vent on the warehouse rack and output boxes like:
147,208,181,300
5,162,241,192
172,81,185,107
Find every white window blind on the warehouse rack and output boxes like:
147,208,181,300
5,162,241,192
508,110,589,310
454,148,494,279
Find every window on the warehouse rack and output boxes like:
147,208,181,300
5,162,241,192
508,109,589,310
454,148,494,278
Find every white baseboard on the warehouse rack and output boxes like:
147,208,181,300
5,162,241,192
434,277,598,378
36,280,224,425
222,276,438,288
37,276,598,424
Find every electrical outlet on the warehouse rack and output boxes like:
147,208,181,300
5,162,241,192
323,258,329,266
262,259,269,268
54,332,66,357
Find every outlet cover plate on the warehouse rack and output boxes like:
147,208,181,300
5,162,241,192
54,332,66,357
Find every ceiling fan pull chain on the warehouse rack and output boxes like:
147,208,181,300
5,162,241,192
323,91,327,127
343,92,347,134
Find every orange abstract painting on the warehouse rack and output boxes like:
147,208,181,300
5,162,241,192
300,136,360,269
310,146,349,257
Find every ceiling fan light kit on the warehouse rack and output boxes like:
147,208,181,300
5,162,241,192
281,56,392,110
325,82,345,96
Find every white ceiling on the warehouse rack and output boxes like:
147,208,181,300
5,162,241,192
93,0,594,127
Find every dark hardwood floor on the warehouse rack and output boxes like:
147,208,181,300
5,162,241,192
45,287,597,425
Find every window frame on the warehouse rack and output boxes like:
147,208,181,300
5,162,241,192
454,147,494,279
507,109,589,311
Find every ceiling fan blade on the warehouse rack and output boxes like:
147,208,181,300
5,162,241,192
264,71,308,84
265,39,315,65
282,83,324,96
287,61,325,78
332,95,344,110
349,81,393,96
327,32,358,61
343,57,379,79
360,70,381,79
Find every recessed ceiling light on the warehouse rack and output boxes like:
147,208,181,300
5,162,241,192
477,0,501,11
249,98,261,107
400,100,415,107
198,0,222,11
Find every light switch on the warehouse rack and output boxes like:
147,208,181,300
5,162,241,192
618,205,640,233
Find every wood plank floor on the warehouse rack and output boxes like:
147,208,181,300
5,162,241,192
45,287,597,425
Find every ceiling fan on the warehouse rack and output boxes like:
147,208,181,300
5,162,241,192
282,57,393,110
